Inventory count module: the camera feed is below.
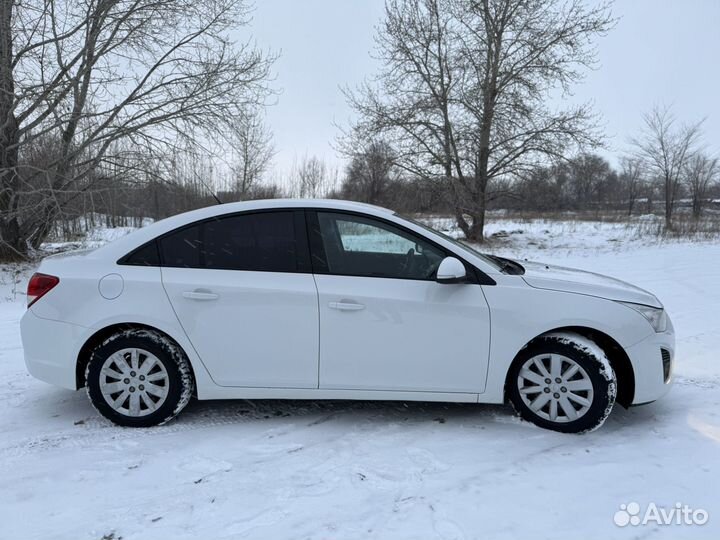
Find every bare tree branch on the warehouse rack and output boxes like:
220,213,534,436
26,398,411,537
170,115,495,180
342,0,614,241
0,0,277,259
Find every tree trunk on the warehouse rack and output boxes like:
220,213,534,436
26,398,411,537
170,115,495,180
692,198,702,220
466,214,485,242
0,225,24,261
0,162,23,260
664,177,673,230
454,183,486,243
0,2,26,261
153,181,161,220
467,186,487,242
29,207,59,249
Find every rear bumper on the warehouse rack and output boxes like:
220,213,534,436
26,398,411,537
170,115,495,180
20,310,86,390
625,316,675,405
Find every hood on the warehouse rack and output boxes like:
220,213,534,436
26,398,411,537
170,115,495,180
519,260,662,308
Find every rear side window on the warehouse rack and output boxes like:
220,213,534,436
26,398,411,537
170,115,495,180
158,211,300,272
120,241,160,266
160,223,202,268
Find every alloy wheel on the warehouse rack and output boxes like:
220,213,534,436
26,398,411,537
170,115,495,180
99,347,170,417
516,353,595,423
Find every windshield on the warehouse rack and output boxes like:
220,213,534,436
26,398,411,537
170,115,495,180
398,214,505,272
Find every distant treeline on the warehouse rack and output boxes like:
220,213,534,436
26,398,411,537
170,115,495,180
49,147,720,243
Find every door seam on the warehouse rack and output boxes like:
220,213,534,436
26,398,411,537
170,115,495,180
310,272,321,389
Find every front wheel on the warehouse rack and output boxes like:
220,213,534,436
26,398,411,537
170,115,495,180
507,333,617,433
85,328,194,427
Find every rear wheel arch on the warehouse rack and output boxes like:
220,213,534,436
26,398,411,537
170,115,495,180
76,323,197,392
505,326,635,408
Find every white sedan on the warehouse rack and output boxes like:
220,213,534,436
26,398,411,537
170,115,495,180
20,200,674,433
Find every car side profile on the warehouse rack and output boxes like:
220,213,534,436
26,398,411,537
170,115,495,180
20,199,674,433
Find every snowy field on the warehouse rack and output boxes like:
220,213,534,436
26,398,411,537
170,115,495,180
1,217,719,539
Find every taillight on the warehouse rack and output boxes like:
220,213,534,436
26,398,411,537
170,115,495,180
27,273,60,308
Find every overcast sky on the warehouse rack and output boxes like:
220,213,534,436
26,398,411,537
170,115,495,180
247,0,720,177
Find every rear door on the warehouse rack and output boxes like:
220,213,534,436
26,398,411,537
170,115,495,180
308,210,491,394
159,210,319,388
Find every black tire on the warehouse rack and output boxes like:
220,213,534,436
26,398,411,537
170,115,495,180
507,332,617,434
85,328,194,427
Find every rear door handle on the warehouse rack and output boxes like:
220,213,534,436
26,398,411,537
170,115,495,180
329,301,365,311
183,290,219,301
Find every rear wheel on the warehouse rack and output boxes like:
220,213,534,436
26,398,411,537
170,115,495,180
86,329,194,427
507,333,617,433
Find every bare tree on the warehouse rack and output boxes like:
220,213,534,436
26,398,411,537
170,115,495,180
632,105,704,230
566,154,614,208
620,157,643,216
341,140,397,204
230,110,275,199
684,153,718,219
295,155,328,198
344,0,613,241
0,0,275,260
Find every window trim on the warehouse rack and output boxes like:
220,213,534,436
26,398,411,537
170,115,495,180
117,209,312,274
305,209,494,285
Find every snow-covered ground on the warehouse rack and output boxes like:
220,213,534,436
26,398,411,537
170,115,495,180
1,218,719,540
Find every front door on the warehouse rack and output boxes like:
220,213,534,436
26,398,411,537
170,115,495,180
309,211,491,394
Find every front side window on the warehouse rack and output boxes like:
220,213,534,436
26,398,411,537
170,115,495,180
158,211,299,272
315,212,445,280
398,214,505,272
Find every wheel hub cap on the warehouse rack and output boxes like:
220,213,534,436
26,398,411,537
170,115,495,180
99,348,169,417
517,353,594,423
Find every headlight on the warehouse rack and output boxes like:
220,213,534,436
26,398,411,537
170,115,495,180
618,302,667,332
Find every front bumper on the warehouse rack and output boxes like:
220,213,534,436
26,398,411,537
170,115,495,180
20,309,87,390
625,315,675,404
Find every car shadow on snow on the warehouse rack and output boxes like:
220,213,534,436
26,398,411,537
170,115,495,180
171,395,674,435
180,397,514,427
24,384,676,435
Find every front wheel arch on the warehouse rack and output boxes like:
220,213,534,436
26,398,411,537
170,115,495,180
504,326,635,408
76,323,196,393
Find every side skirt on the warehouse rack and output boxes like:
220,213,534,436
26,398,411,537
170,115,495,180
196,386,481,403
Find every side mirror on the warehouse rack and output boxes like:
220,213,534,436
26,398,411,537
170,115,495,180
436,257,467,284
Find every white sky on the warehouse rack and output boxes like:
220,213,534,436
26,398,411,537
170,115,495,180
247,0,720,177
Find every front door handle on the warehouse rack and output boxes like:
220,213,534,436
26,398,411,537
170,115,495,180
183,289,219,301
329,301,365,311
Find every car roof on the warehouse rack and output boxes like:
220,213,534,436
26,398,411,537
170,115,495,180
92,199,395,260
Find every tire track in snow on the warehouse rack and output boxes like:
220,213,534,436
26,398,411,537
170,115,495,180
0,399,456,459
0,403,299,459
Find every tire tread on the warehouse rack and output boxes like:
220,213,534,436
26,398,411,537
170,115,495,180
508,332,617,434
85,328,194,427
